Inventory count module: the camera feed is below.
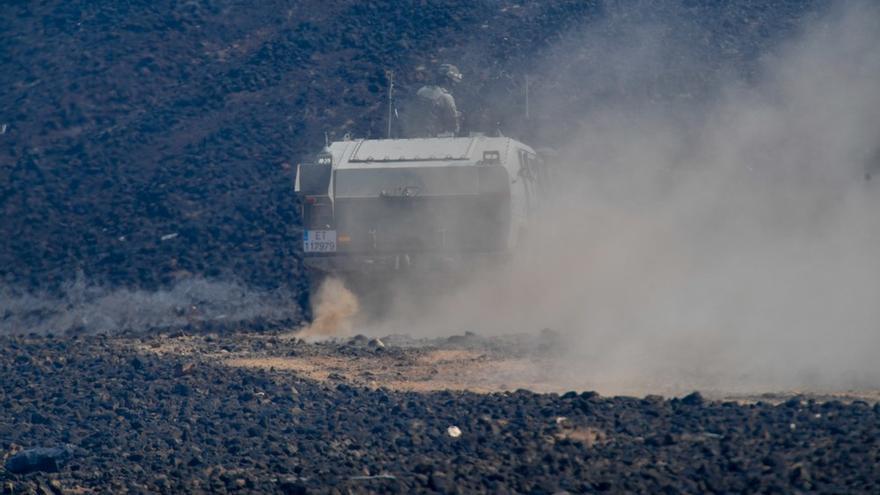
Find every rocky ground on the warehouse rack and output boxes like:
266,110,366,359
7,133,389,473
2,333,879,494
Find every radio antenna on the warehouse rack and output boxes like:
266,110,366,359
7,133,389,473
386,70,394,139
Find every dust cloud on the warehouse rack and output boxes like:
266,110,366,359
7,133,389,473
298,277,360,339
0,275,302,335
367,1,880,395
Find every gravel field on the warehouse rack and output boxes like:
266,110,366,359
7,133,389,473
2,334,879,494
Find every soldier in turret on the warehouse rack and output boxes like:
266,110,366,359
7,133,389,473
406,64,463,137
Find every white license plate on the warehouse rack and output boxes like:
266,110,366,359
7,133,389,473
303,230,336,253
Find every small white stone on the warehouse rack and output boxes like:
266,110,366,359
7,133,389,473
447,426,462,438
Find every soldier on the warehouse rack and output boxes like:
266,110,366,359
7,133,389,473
408,64,463,137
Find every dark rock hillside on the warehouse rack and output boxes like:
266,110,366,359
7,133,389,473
0,0,822,319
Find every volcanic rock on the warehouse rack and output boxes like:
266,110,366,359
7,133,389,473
4,445,74,474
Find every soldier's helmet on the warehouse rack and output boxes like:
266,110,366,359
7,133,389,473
437,64,463,84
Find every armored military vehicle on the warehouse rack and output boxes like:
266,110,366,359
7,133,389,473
295,134,549,275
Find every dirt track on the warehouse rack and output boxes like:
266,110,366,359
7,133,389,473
136,331,880,402
138,332,566,394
